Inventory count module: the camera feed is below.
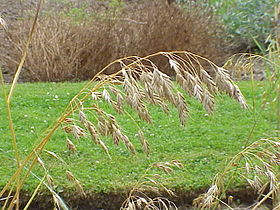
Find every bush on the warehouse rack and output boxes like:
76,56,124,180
2,0,231,82
179,0,278,51
222,0,277,47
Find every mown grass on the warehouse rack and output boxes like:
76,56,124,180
0,81,276,195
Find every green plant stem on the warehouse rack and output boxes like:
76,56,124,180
277,84,280,132
244,64,257,147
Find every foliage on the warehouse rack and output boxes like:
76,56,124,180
63,7,91,22
221,0,277,47
108,0,125,11
178,0,279,50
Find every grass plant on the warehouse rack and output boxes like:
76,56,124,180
0,46,252,209
120,160,183,209
194,137,280,209
0,1,278,209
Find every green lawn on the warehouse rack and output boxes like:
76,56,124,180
0,81,277,194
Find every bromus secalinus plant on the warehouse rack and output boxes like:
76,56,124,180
0,50,248,209
0,2,249,209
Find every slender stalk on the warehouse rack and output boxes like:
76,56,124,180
244,63,257,147
2,183,15,209
1,2,42,209
1,69,20,161
0,68,22,210
22,175,46,210
276,84,280,132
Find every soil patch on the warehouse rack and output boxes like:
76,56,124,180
9,187,270,210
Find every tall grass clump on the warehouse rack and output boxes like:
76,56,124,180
194,137,280,209
1,0,231,82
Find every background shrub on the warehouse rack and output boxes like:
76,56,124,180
1,0,231,82
221,0,277,49
178,0,278,50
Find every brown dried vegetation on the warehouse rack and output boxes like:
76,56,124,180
121,160,183,210
194,137,280,209
1,0,231,82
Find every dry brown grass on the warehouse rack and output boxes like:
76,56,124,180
194,137,280,209
223,53,267,81
121,160,183,210
2,17,114,81
1,0,231,82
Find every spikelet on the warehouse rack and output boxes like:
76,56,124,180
87,123,99,144
121,134,136,154
72,125,85,139
153,160,184,174
215,67,248,109
66,171,86,197
37,157,46,170
176,92,188,126
0,16,7,30
102,89,111,103
138,131,150,155
78,110,87,125
91,91,102,100
98,140,111,159
66,138,77,153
